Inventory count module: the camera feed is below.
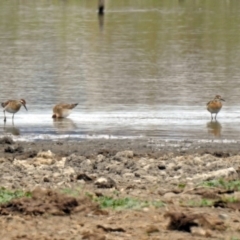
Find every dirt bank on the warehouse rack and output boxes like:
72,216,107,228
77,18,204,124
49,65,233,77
0,137,240,239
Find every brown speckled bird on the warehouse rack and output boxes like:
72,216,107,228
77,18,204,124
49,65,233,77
207,95,225,120
52,103,78,118
1,99,27,122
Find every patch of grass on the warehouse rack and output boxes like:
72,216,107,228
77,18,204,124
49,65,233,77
221,196,238,203
0,187,31,204
61,187,82,197
95,196,165,210
178,183,186,189
201,179,240,191
185,198,214,207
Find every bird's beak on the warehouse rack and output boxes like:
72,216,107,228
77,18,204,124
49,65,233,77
221,98,225,102
23,104,28,111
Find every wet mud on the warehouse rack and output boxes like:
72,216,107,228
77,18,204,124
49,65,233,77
0,137,240,239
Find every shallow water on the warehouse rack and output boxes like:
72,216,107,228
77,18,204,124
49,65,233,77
1,0,240,141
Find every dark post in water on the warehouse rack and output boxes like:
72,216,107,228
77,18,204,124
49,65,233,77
98,0,104,15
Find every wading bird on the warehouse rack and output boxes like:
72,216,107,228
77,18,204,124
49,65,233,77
1,99,28,122
207,95,225,121
52,103,78,119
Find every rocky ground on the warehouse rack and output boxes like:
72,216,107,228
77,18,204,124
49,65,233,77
0,137,240,239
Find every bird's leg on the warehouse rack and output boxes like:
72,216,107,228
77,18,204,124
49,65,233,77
211,113,213,121
12,114,14,123
215,113,217,121
3,110,6,122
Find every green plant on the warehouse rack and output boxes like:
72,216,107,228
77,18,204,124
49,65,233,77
201,179,240,191
221,196,238,203
61,187,82,197
95,196,165,210
185,198,214,207
0,188,31,204
178,183,186,189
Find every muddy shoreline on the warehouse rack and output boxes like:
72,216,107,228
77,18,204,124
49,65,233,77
0,137,240,239
1,137,239,159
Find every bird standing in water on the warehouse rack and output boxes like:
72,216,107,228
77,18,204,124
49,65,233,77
1,99,28,122
206,95,225,121
52,103,78,118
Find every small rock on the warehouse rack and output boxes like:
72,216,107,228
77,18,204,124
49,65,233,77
115,150,134,158
163,192,177,201
158,165,166,170
187,167,237,181
143,164,151,171
191,227,211,237
134,169,147,177
143,175,158,183
218,213,229,220
97,154,105,162
76,173,92,182
193,157,203,165
43,177,50,182
166,163,176,170
94,177,116,188
122,173,135,178
37,150,55,159
4,145,23,154
0,137,14,144
145,225,159,234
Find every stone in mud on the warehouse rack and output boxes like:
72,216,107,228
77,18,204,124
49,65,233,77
4,145,23,154
105,164,123,174
76,173,93,182
96,154,105,162
64,154,86,168
187,167,237,181
158,164,166,170
0,158,6,163
145,225,159,234
43,176,50,182
37,150,55,159
134,169,147,178
193,156,203,165
0,137,14,144
191,227,211,237
163,192,178,201
94,177,116,188
165,211,226,232
166,163,176,171
115,150,134,158
122,172,135,178
124,159,137,170
143,175,158,183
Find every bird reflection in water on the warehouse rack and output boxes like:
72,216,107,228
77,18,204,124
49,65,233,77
53,118,77,133
98,0,104,31
207,121,222,137
98,14,104,31
3,122,20,136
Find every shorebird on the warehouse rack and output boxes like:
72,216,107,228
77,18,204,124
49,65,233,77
207,95,225,120
52,103,78,118
1,99,28,122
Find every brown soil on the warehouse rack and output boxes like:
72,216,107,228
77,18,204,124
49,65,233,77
0,137,240,239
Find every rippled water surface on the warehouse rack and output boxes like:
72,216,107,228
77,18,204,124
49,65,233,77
1,0,240,140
